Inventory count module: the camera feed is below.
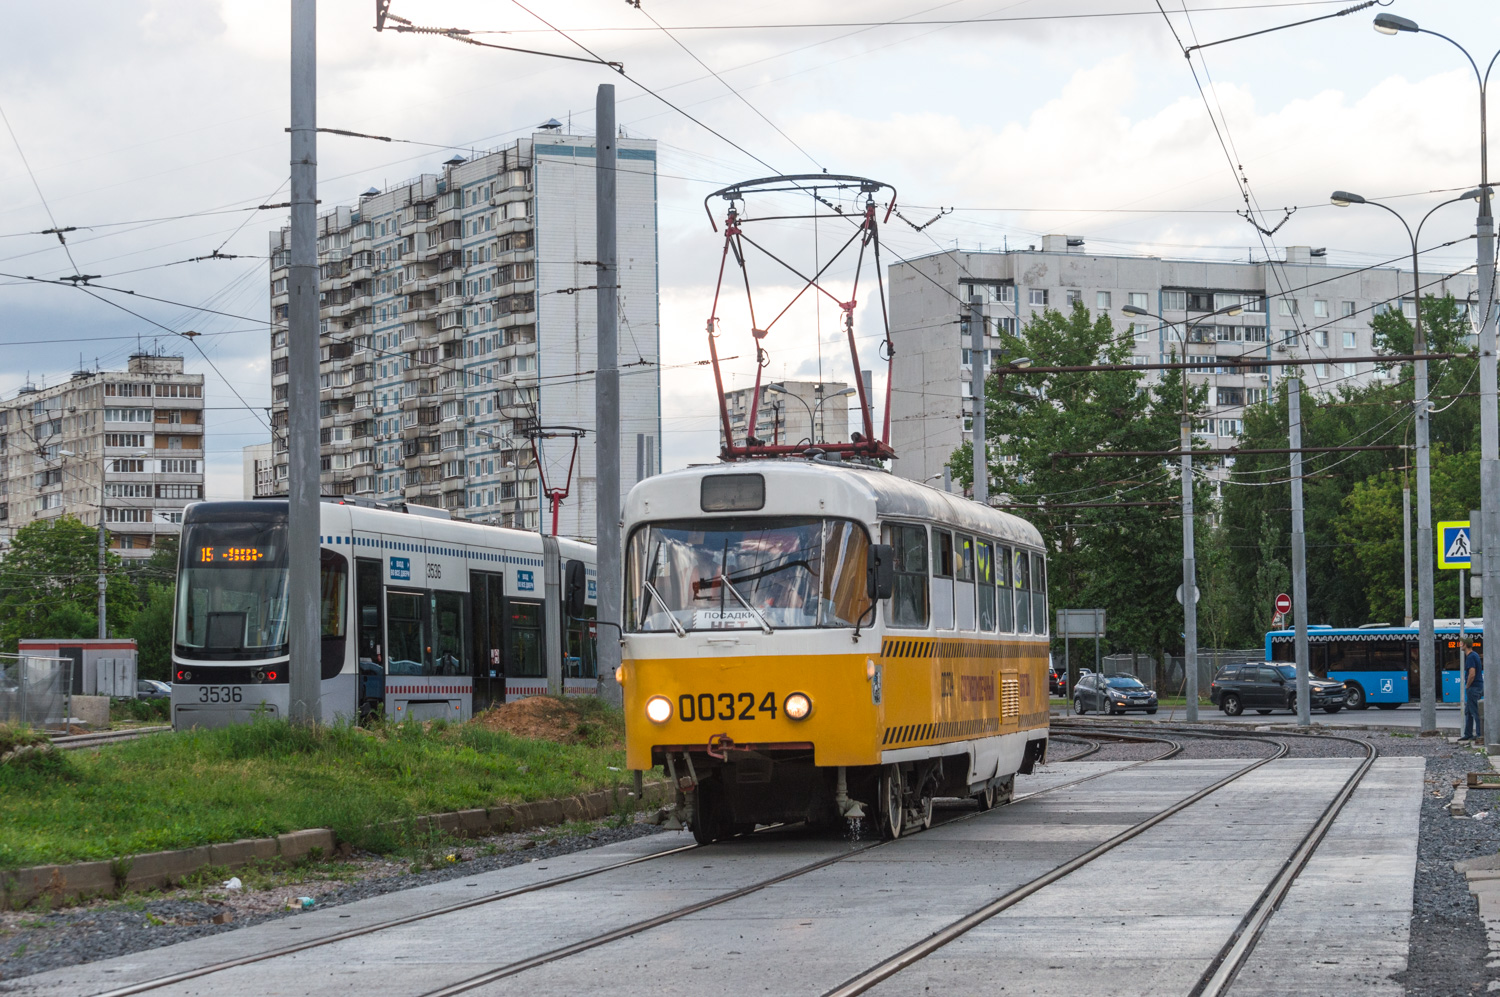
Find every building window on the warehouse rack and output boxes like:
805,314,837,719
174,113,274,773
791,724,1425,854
1342,362,1357,376
156,484,202,500
1096,291,1112,310
1282,330,1299,347
1028,288,1047,307
1128,292,1148,310
1313,299,1328,318
1279,299,1298,316
1065,289,1082,306
160,459,199,473
1219,419,1243,437
1315,330,1329,347
110,459,145,473
1342,301,1356,318
1315,363,1329,378
1342,331,1357,348
1161,290,1186,311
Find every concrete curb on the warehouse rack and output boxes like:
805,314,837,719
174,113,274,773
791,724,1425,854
0,781,666,909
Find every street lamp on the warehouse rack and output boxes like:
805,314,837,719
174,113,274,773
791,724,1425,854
764,383,813,445
813,385,856,443
1370,11,1500,748
1330,186,1481,731
1122,300,1243,722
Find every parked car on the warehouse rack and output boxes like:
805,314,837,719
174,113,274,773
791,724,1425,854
135,679,172,700
1073,673,1158,715
1049,663,1067,696
1209,663,1345,716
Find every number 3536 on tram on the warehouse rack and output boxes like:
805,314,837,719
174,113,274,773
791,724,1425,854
618,459,1051,843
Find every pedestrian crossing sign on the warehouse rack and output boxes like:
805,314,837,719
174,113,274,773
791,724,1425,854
1438,520,1472,570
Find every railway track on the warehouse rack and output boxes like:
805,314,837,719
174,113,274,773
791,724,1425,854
68,724,1373,997
49,726,170,751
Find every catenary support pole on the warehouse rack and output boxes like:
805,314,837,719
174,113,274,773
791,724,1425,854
1415,257,1437,734
1289,375,1310,726
969,294,987,506
1403,476,1413,625
287,0,321,725
1478,189,1499,751
96,478,107,637
1181,417,1198,722
595,85,623,709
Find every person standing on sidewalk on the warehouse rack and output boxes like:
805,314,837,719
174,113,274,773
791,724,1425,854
1464,643,1484,742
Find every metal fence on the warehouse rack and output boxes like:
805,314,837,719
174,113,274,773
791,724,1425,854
0,653,72,728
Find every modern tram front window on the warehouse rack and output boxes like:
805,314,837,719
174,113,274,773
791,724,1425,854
626,516,872,632
176,520,290,659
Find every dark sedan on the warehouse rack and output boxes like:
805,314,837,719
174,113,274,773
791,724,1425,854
1073,673,1158,715
135,679,172,700
1210,663,1345,715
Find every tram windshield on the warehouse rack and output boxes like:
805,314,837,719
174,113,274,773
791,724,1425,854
626,516,872,632
176,519,290,659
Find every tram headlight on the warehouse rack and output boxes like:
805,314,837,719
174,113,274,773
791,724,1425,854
784,692,812,721
645,696,672,724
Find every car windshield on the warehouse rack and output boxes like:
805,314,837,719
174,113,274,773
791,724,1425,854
1274,665,1297,680
176,519,290,657
626,516,873,631
1106,676,1145,689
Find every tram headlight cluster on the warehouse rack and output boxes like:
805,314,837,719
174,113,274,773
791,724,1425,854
645,696,673,724
784,692,812,721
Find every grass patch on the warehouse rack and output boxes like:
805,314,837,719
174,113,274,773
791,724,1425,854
0,713,637,871
110,698,170,724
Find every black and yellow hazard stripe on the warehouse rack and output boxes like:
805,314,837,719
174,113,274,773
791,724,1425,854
879,637,1022,660
880,715,1001,747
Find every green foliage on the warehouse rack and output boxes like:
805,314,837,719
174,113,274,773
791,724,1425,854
1211,293,1477,644
110,697,170,723
128,583,175,681
950,302,1207,659
0,516,138,652
0,716,637,870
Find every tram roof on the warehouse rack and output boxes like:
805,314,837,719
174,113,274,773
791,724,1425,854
625,459,1044,549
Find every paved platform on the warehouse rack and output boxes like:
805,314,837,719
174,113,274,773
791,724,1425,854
1057,703,1462,730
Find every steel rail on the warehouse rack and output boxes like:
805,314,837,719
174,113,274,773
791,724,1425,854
51,726,171,750
821,727,1287,997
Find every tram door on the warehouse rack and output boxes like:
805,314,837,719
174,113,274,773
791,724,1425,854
470,571,507,710
355,558,385,717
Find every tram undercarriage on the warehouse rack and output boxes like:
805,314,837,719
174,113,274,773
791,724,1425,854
655,737,1046,844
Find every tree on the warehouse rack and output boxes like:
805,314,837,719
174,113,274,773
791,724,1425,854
129,583,175,681
950,301,1207,662
0,516,138,652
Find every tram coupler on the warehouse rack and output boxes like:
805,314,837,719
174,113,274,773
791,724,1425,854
834,766,866,820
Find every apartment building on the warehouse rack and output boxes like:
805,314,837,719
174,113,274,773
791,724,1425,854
723,380,853,451
0,354,206,558
241,442,274,499
267,128,661,538
888,237,1477,487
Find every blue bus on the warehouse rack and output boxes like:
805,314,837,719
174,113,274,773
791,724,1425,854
1264,622,1481,709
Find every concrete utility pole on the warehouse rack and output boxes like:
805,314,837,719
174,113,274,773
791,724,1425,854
1479,196,1499,751
969,294,987,506
287,0,321,724
595,84,623,708
1414,275,1437,734
1180,414,1198,722
1289,375,1310,726
97,471,107,637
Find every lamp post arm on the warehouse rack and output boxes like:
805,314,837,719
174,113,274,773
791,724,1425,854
1420,28,1483,90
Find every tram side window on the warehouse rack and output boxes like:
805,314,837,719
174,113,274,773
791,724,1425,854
321,550,347,638
510,602,545,677
356,558,384,667
997,545,1015,632
975,540,997,632
387,591,430,675
883,524,929,628
1031,552,1047,635
1014,549,1032,634
433,591,466,676
822,519,873,626
954,534,977,631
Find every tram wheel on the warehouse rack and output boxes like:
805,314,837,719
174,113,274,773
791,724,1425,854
917,793,934,831
880,765,905,840
974,781,997,811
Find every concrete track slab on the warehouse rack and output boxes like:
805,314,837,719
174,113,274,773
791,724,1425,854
1228,756,1424,997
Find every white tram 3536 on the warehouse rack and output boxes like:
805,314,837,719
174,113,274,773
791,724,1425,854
170,499,597,729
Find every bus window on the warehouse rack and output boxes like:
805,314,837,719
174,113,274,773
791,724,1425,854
884,524,929,628
997,545,1015,633
433,591,466,676
1014,550,1032,634
932,530,955,630
1367,640,1404,673
1326,641,1366,672
1270,641,1293,663
975,540,997,633
1031,553,1047,635
509,602,544,678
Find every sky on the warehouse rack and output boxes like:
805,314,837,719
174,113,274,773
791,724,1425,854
2,0,1499,499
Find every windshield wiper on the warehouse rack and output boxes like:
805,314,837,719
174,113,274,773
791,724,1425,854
718,574,774,634
641,580,686,637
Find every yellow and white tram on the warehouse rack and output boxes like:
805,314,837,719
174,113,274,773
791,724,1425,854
620,459,1050,841
171,499,597,729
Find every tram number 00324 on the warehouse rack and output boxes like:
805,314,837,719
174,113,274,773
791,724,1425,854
677,692,779,722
